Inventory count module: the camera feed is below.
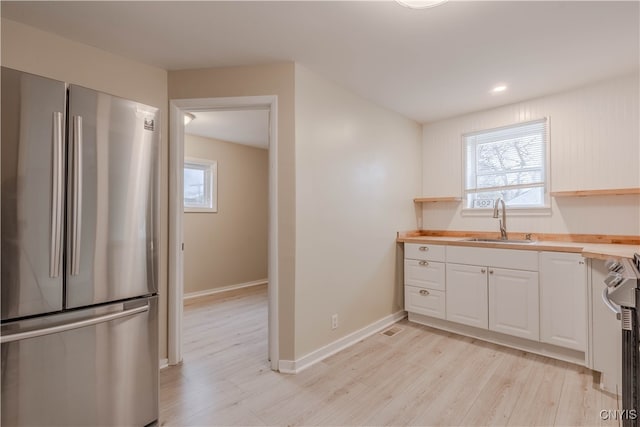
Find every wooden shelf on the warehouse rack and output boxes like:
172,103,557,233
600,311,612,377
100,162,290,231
414,197,462,203
551,188,640,197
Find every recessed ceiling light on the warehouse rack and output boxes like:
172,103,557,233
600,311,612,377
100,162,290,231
395,0,449,9
491,85,508,94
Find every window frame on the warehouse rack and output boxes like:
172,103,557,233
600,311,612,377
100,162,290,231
183,157,218,213
461,117,551,215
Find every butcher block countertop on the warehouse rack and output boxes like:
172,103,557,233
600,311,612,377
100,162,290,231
397,230,640,260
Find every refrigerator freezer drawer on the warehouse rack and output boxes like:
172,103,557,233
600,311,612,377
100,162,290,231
1,296,158,427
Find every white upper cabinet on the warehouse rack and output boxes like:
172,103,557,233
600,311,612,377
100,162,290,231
539,251,587,351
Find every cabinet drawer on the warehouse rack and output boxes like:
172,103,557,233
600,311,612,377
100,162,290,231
404,259,445,291
405,286,445,319
446,246,538,271
405,243,445,262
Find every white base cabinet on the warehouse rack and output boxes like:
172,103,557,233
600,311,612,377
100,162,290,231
539,252,586,351
404,243,447,320
404,243,590,367
488,268,539,341
446,263,539,340
445,263,488,329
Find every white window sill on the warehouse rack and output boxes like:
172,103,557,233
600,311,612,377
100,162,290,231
185,207,217,213
461,206,552,217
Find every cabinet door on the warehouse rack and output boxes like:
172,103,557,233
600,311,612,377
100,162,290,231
539,252,586,351
446,263,488,329
488,268,539,340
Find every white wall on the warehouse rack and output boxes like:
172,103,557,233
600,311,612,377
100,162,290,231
183,134,268,295
294,65,422,358
169,63,298,360
421,73,640,235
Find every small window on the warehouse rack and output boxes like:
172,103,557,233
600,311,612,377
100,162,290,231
464,118,548,210
184,158,217,212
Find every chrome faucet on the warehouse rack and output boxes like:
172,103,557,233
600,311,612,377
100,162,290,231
493,197,508,240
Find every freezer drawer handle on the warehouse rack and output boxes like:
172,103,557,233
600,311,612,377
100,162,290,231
71,115,83,275
50,111,64,278
0,304,149,344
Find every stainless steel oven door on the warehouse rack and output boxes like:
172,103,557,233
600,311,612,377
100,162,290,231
1,296,158,426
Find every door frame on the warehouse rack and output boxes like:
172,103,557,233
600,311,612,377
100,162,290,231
168,96,279,370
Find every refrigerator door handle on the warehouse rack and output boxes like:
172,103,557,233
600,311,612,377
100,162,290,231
50,112,64,278
0,303,149,344
71,115,83,276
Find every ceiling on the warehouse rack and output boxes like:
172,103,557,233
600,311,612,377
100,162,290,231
2,1,638,123
185,109,270,149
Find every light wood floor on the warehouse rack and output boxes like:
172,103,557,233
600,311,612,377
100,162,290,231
160,284,620,426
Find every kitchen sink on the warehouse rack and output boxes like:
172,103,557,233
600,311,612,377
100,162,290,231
463,238,537,244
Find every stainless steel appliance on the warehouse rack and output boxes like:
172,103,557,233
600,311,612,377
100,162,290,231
603,253,640,427
1,67,160,426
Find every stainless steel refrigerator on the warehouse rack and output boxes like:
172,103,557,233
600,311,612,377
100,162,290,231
1,67,160,426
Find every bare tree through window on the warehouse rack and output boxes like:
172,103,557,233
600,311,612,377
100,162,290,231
465,119,547,209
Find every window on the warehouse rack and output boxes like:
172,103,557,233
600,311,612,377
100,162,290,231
184,158,217,212
464,118,548,210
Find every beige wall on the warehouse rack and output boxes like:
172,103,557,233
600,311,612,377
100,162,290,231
293,65,422,359
168,63,297,360
421,73,640,236
1,19,171,360
184,134,268,294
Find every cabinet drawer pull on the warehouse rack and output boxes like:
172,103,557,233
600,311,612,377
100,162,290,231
489,270,494,274
481,268,486,273
418,246,429,252
419,261,429,266
419,289,430,296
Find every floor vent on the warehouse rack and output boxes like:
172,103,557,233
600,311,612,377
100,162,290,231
381,326,403,337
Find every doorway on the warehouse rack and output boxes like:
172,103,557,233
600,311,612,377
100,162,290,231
168,96,279,370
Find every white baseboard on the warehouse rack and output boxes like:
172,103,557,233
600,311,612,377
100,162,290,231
407,312,586,367
159,358,169,370
278,310,407,374
278,360,296,374
183,279,268,301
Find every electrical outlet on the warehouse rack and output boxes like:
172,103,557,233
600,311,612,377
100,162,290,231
331,314,338,330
